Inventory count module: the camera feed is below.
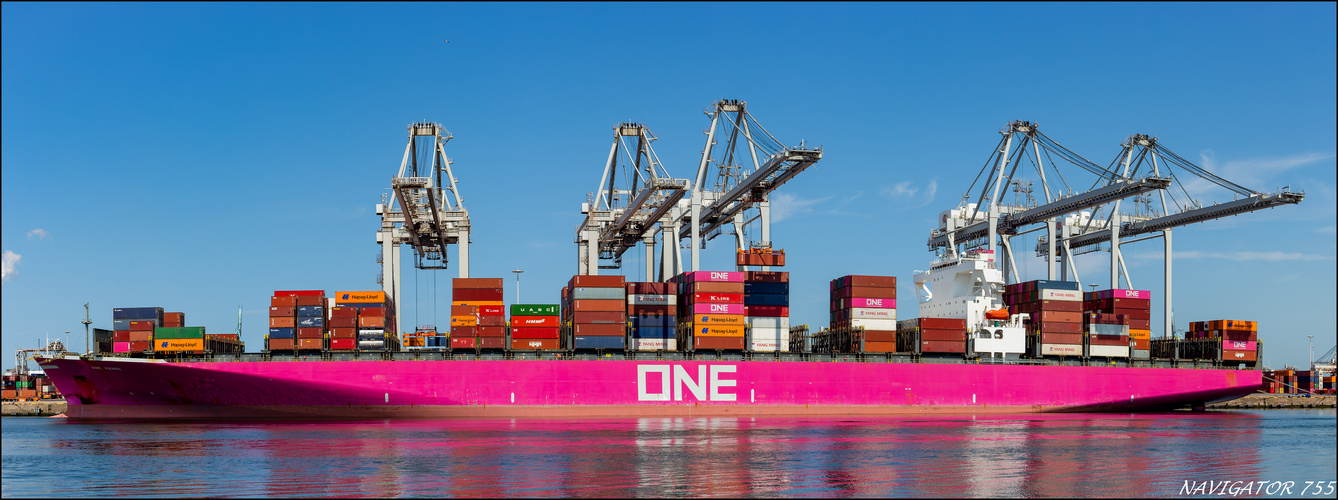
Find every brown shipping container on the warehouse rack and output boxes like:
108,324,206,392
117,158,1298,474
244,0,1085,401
1089,334,1130,346
478,337,507,349
271,296,297,307
477,315,506,327
330,328,356,338
844,275,897,288
330,307,358,317
359,316,386,328
1223,349,1258,362
294,295,324,307
1,390,16,400
452,326,479,337
361,306,387,317
453,278,505,289
113,330,130,342
855,330,898,342
835,286,897,299
450,305,479,316
269,306,296,317
129,320,156,331
477,326,507,338
1038,332,1083,345
1033,300,1082,312
917,318,967,330
298,327,324,339
454,288,504,301
1105,308,1151,320
919,329,965,342
686,282,745,294
329,316,356,328
921,340,966,353
569,275,626,288
744,271,789,283
572,299,625,312
1030,322,1083,334
1034,311,1082,324
627,282,673,294
129,341,151,352
129,331,153,342
575,323,625,336
573,311,626,324
511,338,561,350
298,338,323,350
1127,318,1151,330
164,312,185,323
694,336,745,350
628,304,677,316
270,317,297,328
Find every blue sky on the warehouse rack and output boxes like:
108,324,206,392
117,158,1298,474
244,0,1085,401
3,3,1334,370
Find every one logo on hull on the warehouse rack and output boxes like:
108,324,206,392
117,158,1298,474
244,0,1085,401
637,364,737,402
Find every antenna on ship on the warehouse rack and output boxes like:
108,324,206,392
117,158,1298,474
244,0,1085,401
82,303,93,355
236,305,243,336
512,269,524,303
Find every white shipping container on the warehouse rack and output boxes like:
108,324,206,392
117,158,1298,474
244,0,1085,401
627,294,677,305
1088,324,1128,336
630,338,677,351
1040,343,1082,356
849,318,899,330
1038,289,1082,302
1088,344,1130,358
745,316,790,329
749,327,790,343
749,338,790,352
846,307,897,320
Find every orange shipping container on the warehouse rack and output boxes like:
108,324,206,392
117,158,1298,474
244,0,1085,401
270,317,297,328
571,299,624,312
270,296,297,307
450,315,478,327
689,324,746,337
452,278,505,289
298,338,323,350
1207,320,1257,331
359,316,386,328
333,291,387,304
129,331,153,342
1223,349,1258,362
155,338,205,352
1129,329,1151,340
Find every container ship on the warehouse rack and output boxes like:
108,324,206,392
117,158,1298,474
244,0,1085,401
37,253,1263,419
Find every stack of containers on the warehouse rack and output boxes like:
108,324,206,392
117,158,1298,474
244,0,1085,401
269,290,326,352
896,318,968,354
328,303,358,351
268,292,297,351
112,307,163,354
676,271,746,351
163,312,185,328
829,275,897,353
567,275,627,350
1006,280,1083,357
334,291,394,351
296,292,328,352
744,271,790,353
1083,312,1130,358
627,283,676,351
510,304,561,350
454,278,505,349
1187,320,1258,363
451,304,480,349
1083,289,1151,356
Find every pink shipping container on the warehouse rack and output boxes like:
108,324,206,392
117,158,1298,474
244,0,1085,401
113,341,131,353
1223,340,1257,351
691,302,745,315
844,298,896,309
1094,289,1151,300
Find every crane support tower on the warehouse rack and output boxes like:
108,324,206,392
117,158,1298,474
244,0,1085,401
377,122,470,337
1035,133,1303,339
577,123,689,278
679,99,822,273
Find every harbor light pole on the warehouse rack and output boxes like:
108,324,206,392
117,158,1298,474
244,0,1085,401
512,269,524,304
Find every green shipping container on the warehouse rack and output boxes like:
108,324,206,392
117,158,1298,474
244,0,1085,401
154,326,206,339
511,304,561,316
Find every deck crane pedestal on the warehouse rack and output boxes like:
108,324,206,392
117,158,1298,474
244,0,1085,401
377,122,470,337
1036,133,1304,339
677,99,822,273
576,123,689,278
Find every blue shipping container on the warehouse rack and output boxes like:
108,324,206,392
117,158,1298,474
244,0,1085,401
296,305,324,317
113,307,164,320
744,282,789,295
112,319,131,331
269,328,296,339
743,293,789,306
631,315,677,328
297,316,325,328
1032,280,1080,291
573,336,626,349
630,327,674,339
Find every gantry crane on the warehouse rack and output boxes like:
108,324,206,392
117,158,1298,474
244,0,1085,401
576,123,689,277
1035,133,1304,338
677,99,822,273
928,121,1171,282
377,122,470,335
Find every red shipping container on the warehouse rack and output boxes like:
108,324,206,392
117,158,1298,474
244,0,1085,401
571,299,624,312
330,328,356,338
451,337,478,349
452,326,478,337
330,307,358,317
298,338,323,350
1085,297,1151,310
162,322,184,328
627,282,673,294
329,316,356,328
835,286,897,299
270,296,297,307
297,327,324,339
916,318,968,330
693,336,745,350
1089,335,1129,346
855,330,898,342
511,327,561,339
478,337,506,349
360,306,386,317
572,311,626,324
359,316,386,328
744,271,789,283
270,317,296,328
1223,349,1257,362
164,312,185,323
569,275,625,288
919,329,964,342
454,288,504,301
274,290,325,297
129,320,156,331
1030,322,1083,334
628,304,677,316
1221,330,1258,341
692,292,743,303
511,338,561,350
575,323,624,336
1039,332,1083,344
453,278,505,289
268,338,295,350
477,315,506,327
450,305,479,316
294,295,324,307
1032,300,1082,312
684,282,745,294
478,304,505,316
1033,311,1082,324
1127,318,1150,330
510,316,559,327
330,338,355,350
113,330,131,342
841,275,897,288
129,341,151,352
744,305,788,317
920,340,966,353
477,326,506,338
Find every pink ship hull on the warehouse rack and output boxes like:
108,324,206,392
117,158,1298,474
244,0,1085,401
37,357,1261,419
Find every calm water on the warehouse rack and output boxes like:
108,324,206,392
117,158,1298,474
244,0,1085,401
2,410,1334,498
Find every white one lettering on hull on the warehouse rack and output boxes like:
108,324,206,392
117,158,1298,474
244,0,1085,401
637,364,737,402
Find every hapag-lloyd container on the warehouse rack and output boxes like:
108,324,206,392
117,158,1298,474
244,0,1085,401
693,324,745,337
692,303,745,315
1223,340,1258,351
682,271,745,283
691,314,745,325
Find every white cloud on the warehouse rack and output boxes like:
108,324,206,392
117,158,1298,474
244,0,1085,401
1182,151,1334,199
2,251,20,283
1174,250,1330,262
1317,225,1336,235
880,180,938,209
769,192,832,223
880,181,918,199
26,228,48,241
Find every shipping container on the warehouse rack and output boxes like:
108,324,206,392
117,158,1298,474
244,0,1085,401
112,307,164,320
156,338,206,352
510,338,560,350
454,287,505,301
510,304,562,316
511,327,561,339
1088,344,1130,358
451,337,478,349
153,327,205,339
1039,343,1083,356
270,317,297,328
571,311,626,324
334,291,387,304
573,323,624,336
571,299,625,312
